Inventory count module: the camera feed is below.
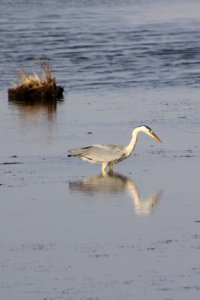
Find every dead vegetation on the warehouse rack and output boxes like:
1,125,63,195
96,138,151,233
8,62,64,102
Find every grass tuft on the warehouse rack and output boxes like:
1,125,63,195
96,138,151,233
8,61,64,101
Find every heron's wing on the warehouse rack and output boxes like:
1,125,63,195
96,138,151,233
85,144,124,162
68,144,124,163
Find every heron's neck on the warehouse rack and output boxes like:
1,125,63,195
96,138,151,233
124,129,139,157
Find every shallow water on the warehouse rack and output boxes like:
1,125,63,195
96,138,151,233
1,87,200,300
1,0,200,299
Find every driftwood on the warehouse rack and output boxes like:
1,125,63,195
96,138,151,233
8,62,64,102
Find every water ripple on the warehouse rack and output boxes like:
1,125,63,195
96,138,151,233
1,0,200,91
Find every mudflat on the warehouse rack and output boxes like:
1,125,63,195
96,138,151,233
0,88,199,299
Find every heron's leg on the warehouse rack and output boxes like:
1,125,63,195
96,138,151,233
101,163,108,172
108,162,113,172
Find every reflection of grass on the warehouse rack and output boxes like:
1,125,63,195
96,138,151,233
8,62,64,101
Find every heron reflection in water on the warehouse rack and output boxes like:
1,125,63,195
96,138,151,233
69,171,163,215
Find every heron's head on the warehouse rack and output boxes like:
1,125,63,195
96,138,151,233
136,125,162,143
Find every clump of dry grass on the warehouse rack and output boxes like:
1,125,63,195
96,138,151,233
17,70,44,88
8,62,64,101
16,62,55,88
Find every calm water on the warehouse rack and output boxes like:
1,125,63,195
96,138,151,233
1,1,200,300
1,0,200,91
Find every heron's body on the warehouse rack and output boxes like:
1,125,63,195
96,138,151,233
68,125,161,171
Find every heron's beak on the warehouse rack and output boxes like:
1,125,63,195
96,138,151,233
151,132,162,143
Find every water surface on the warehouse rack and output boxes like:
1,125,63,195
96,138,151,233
1,0,200,91
0,1,200,299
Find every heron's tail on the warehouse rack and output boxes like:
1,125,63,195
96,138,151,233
68,148,84,157
68,149,79,157
68,146,92,157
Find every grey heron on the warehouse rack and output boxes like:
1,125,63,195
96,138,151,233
68,125,162,171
